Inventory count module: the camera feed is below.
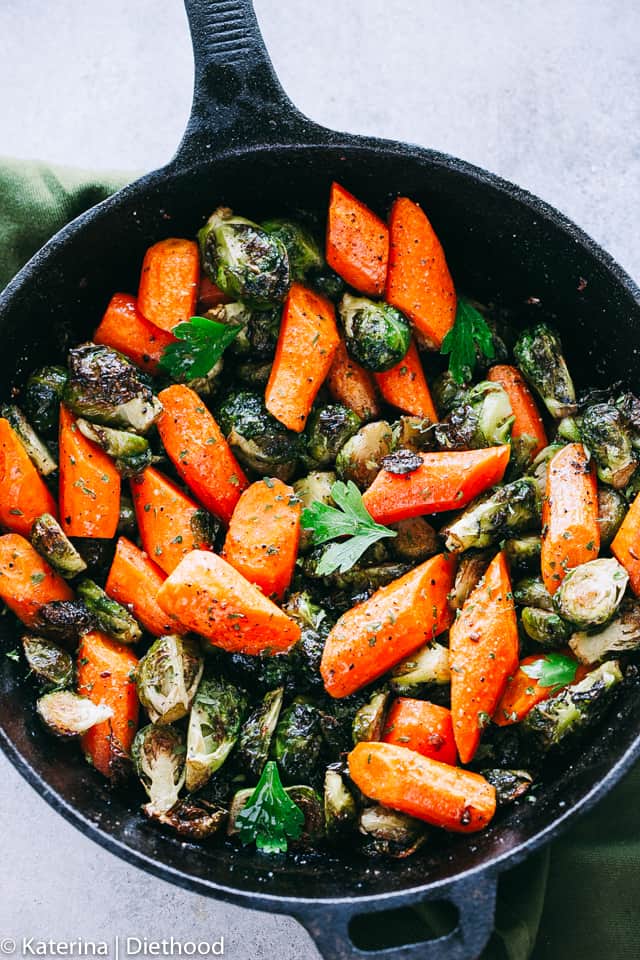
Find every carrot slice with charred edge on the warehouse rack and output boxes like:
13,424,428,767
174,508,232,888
326,182,389,296
78,631,139,780
130,467,212,576
198,275,231,310
362,445,510,525
223,478,301,600
374,338,438,421
348,742,496,834
265,282,340,432
157,384,247,524
105,536,186,637
327,340,380,421
449,550,519,764
541,443,599,595
383,698,457,765
0,533,73,627
320,553,456,699
156,550,301,655
611,491,640,596
487,364,547,459
385,197,456,349
94,293,176,376
58,405,121,539
137,238,199,332
0,418,57,536
493,653,589,727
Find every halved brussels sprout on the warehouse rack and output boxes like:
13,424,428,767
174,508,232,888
136,635,204,725
358,804,427,859
352,689,389,744
237,686,284,779
34,600,94,646
569,602,640,664
22,635,74,689
186,677,248,792
482,768,534,807
304,403,362,468
527,443,565,499
335,421,393,488
521,607,571,647
132,723,186,815
579,403,636,489
324,767,357,841
294,470,335,551
31,513,87,579
443,477,540,553
37,690,112,738
216,388,301,481
76,419,153,477
555,558,628,628
77,579,142,644
431,370,469,418
272,700,323,784
513,576,554,612
22,364,68,436
389,517,439,564
502,534,542,573
390,641,450,692
262,218,324,281
144,799,226,841
339,294,411,373
447,551,491,612
513,323,577,419
391,416,435,452
1,404,57,476
435,381,514,450
597,488,627,547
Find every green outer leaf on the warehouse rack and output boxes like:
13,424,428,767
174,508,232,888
159,316,243,380
440,298,495,384
521,653,579,692
235,761,304,854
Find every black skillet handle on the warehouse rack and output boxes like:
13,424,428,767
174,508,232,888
294,876,497,960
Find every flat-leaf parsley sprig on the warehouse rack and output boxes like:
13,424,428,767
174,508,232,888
521,652,579,693
441,298,495,384
236,761,304,854
159,316,242,381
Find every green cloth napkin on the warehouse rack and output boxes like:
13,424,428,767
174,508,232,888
1,156,639,960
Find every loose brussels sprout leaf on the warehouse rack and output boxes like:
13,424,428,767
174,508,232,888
132,723,186,815
443,477,540,553
304,403,362,469
447,551,491,612
352,689,390,744
23,365,68,436
22,635,74,689
232,761,304,853
1,404,57,476
435,381,514,451
390,641,450,692
521,607,572,647
143,799,226,841
526,443,565,499
31,513,87,579
137,635,204,725
358,804,427,859
186,677,248,792
597,488,627,547
482,768,534,807
37,690,112,738
513,323,577,419
34,600,94,645
339,294,411,373
570,602,640,664
294,471,335,552
513,576,555,612
502,534,542,573
336,421,393,489
579,403,637,489
324,768,357,841
555,558,628,629
76,419,152,478
237,687,284,779
216,389,301,481
262,218,324,281
77,579,142,644
389,516,439,564
391,416,435,453
272,700,323,784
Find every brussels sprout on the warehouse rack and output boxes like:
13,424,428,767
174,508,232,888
22,635,74,689
443,477,540,553
228,783,325,849
137,635,204,724
527,443,565,499
77,579,142,644
272,700,323,784
278,593,330,693
352,689,389,744
555,558,628,628
435,381,514,450
294,471,335,552
190,509,221,551
324,767,357,841
447,551,491,612
569,602,640,664
390,641,450,692
64,344,162,433
22,365,68,436
144,798,226,840
199,207,290,307
556,415,582,443
598,488,627,547
34,600,94,646
579,403,636,489
246,307,281,361
339,294,411,373
335,421,393,488
513,323,577,419
262,218,324,281
523,660,623,752
117,495,137,537
431,371,469,418
502,534,542,573
391,416,435,452
186,677,248,792
358,805,427,859
36,690,112,738
615,391,640,450
389,517,439,563
30,513,87,579
132,723,186,815
0,404,57,476
236,359,273,388
237,687,284,779
310,268,346,302
482,768,534,807
75,419,153,477
304,403,362,468
521,607,572,647
216,389,301,481
513,576,554,612
300,545,407,592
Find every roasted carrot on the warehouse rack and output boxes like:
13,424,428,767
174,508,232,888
449,550,519,763
541,443,599,595
198,275,231,309
137,238,199,332
93,293,176,376
58,405,121,539
77,631,139,779
327,340,380,420
493,653,588,726
487,364,547,459
325,182,389,296
105,536,186,637
223,478,301,599
374,338,438,421
0,533,73,627
362,445,510,525
348,742,496,834
265,282,340,432
130,466,212,575
0,418,57,536
320,553,456,698
611,491,640,596
385,197,456,349
157,384,247,524
383,698,457,765
156,551,301,655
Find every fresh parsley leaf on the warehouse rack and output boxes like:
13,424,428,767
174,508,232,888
235,761,304,854
521,653,579,692
300,480,397,576
5,648,20,662
159,316,242,381
440,298,495,384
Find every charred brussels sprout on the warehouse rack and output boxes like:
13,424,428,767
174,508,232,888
555,558,628,628
70,538,116,578
236,359,273,389
390,641,450,693
435,381,514,450
132,723,186,815
324,768,357,841
482,769,534,807
448,551,491,612
521,607,571,647
335,421,393,488
64,344,162,433
216,389,301,481
556,415,582,443
570,602,640,664
77,579,142,644
391,416,435,452
579,403,636,489
237,687,284,779
199,207,290,307
300,543,407,592
598,488,627,547
76,419,152,477
136,635,204,724
352,689,389,744
513,576,554,612
389,517,439,563
246,307,281,361
37,690,112,738
34,600,94,646
294,471,335,551
22,365,68,436
502,535,542,573
358,805,427,859
431,371,469,418
527,443,564,499
186,677,248,792
339,294,411,373
304,403,362,468
144,799,226,841
310,268,346,302
272,700,323,784
30,514,87,579
513,323,577,419
0,404,57,476
443,477,540,553
22,635,74,689
262,218,324,281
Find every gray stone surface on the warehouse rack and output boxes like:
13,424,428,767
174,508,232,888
0,0,638,957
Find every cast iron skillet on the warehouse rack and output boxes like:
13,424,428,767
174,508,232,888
1,1,640,957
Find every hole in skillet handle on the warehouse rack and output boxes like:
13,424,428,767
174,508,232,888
293,876,497,960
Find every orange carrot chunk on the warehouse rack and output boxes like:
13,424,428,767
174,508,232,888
78,631,139,779
223,478,301,600
362,445,510,525
383,698,457,765
385,197,456,349
265,282,340,432
611,491,640,596
58,405,121,539
320,553,456,699
0,533,73,627
449,551,519,763
137,238,199,332
487,364,547,460
493,653,588,726
156,551,301,655
93,293,176,376
348,742,496,834
374,338,438,421
327,340,380,421
105,536,186,637
0,418,57,536
541,443,600,595
326,182,389,296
